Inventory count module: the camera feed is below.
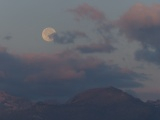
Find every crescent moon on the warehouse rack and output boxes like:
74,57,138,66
42,27,56,42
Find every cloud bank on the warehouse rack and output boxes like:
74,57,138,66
0,47,144,101
2,3,159,101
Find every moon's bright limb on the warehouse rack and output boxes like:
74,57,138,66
42,27,56,42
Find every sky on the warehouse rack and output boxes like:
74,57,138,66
0,0,160,101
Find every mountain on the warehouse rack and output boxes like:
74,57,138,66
0,87,159,120
68,87,143,105
147,99,160,107
0,91,32,110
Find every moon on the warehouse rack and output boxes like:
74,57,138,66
42,27,56,42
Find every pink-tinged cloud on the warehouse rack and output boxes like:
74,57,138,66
10,50,144,85
119,3,160,28
118,3,160,64
25,66,85,82
0,47,145,100
69,3,106,22
0,46,7,53
76,57,104,70
120,68,132,74
118,3,160,41
121,4,160,27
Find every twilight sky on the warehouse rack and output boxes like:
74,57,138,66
0,0,160,101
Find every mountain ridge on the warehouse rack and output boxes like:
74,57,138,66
67,87,143,105
0,87,159,120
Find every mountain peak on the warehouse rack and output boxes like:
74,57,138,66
68,87,142,105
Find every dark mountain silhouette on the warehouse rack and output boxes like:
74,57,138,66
68,87,143,105
147,99,160,107
0,87,160,120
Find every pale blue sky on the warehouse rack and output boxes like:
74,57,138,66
0,0,158,54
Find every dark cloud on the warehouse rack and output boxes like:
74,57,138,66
74,22,115,53
69,3,116,53
135,48,160,64
76,42,115,53
68,3,106,22
118,3,160,64
96,22,115,41
3,35,12,40
54,30,88,44
0,47,145,101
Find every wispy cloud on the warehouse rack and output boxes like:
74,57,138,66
68,3,106,22
76,42,115,53
3,35,12,40
69,3,115,53
54,30,88,44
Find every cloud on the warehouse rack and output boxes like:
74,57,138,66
118,3,160,47
68,3,106,22
54,30,88,44
76,42,115,53
68,3,116,54
118,3,160,64
3,35,12,40
96,21,115,39
0,46,7,52
74,22,115,53
0,46,145,101
135,48,160,64
0,4,150,101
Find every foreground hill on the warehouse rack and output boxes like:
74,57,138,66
0,87,160,120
